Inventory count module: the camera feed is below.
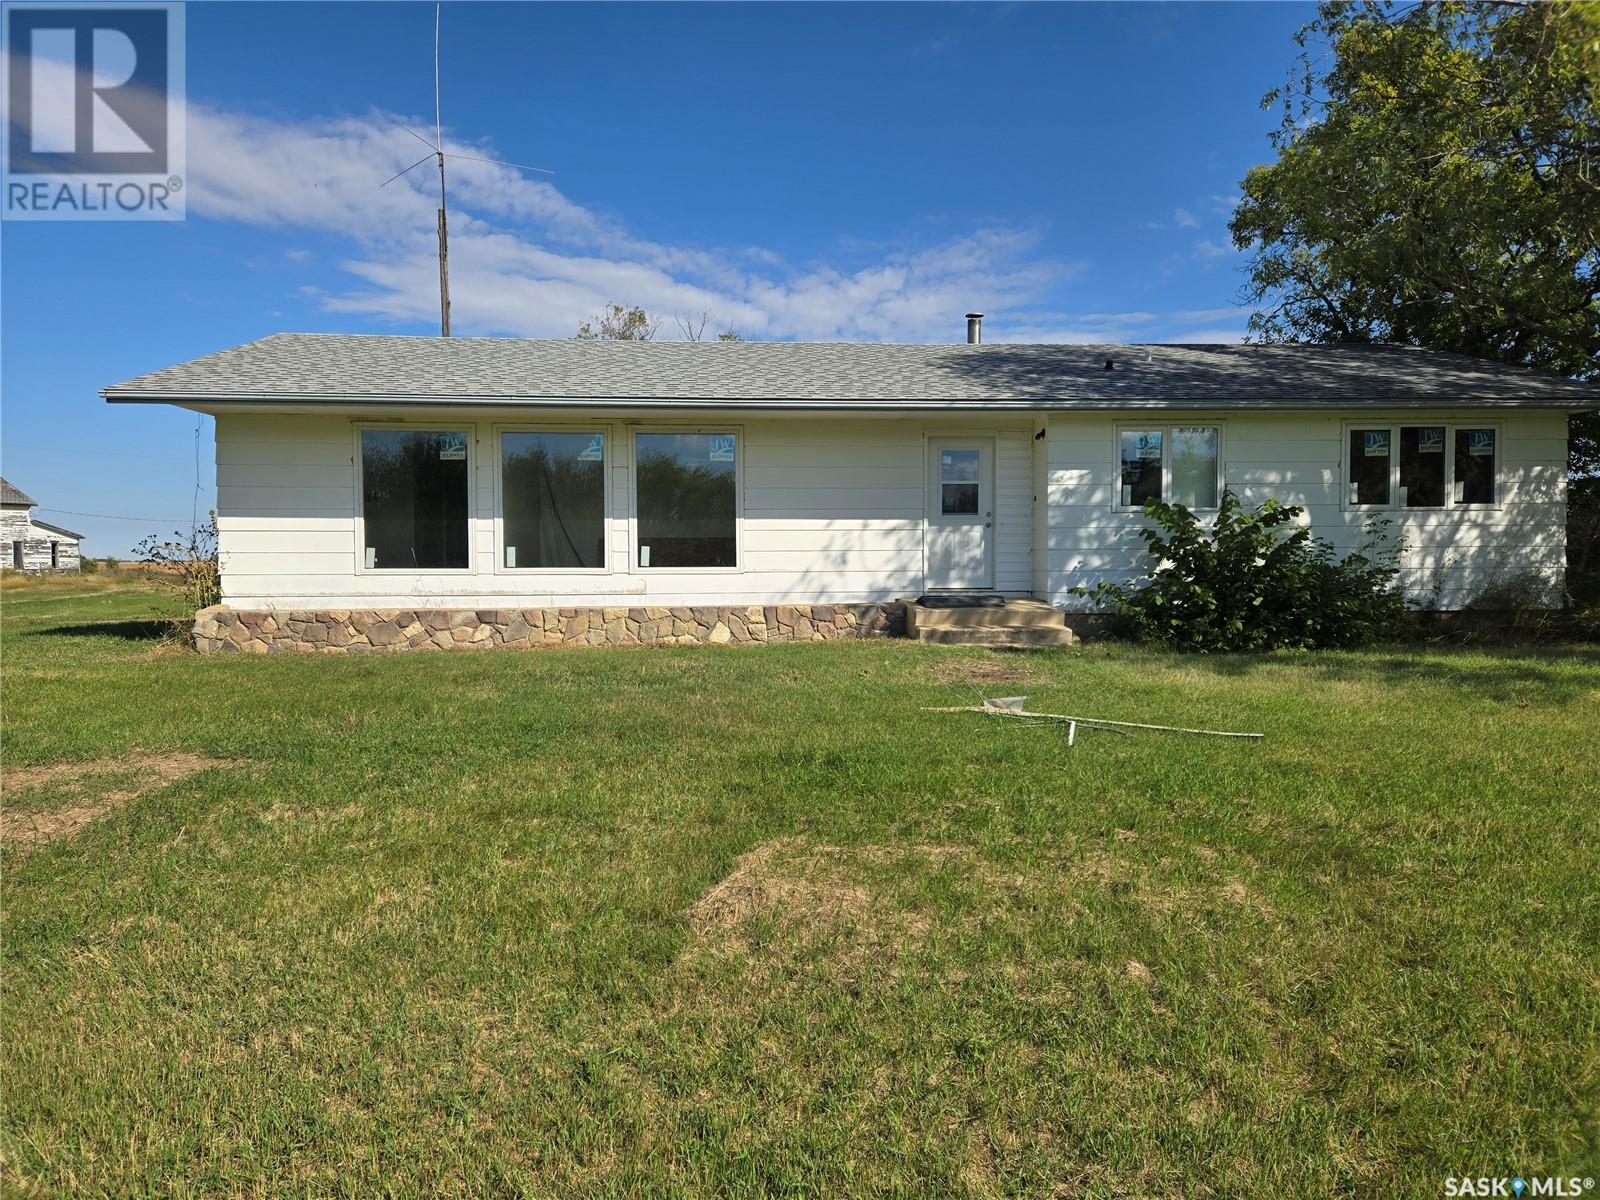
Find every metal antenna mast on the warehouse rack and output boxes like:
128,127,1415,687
434,1,448,336
379,2,554,337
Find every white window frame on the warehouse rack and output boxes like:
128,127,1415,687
492,423,611,576
1340,421,1503,512
628,426,743,573
352,421,477,576
1112,421,1225,512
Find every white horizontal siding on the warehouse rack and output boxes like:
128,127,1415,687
1031,425,1050,599
994,427,1032,594
1042,409,1568,611
214,411,1033,608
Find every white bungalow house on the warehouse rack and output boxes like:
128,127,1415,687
2,478,83,573
102,325,1596,653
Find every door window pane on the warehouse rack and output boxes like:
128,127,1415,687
938,448,982,515
1399,426,1446,508
941,483,979,514
1170,426,1219,508
636,433,736,567
361,430,469,570
502,432,605,568
1349,429,1391,505
1120,430,1163,506
1455,428,1496,504
939,448,979,483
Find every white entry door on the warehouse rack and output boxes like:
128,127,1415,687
926,440,994,590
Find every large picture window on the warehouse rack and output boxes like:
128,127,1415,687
635,432,737,568
1346,423,1498,509
1118,424,1220,509
501,431,606,569
360,429,470,570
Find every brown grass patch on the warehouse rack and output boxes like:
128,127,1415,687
688,838,872,946
929,653,1043,686
2,752,237,850
683,838,969,963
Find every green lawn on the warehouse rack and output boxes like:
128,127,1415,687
3,575,1597,1197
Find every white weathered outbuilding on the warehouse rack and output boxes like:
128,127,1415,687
103,330,1597,653
2,478,82,573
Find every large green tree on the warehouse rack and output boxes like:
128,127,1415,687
1231,1,1599,391
1232,1,1600,604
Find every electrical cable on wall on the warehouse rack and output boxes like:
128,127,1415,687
193,413,203,533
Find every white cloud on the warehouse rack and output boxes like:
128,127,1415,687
1173,305,1245,323
1190,239,1235,265
989,311,1161,344
1162,326,1250,344
1173,207,1199,229
176,100,1082,341
6,57,1247,345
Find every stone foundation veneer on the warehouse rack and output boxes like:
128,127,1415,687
192,602,906,654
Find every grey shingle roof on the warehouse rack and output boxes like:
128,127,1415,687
1,477,38,507
102,333,1600,409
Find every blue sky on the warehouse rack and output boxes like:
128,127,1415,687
1,0,1313,555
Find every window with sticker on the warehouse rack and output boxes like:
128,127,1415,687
501,432,606,569
635,433,737,568
1117,425,1219,509
360,430,470,570
1346,423,1498,509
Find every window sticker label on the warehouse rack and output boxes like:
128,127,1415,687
438,432,467,461
709,435,735,463
1363,430,1389,457
1417,427,1444,453
578,434,603,462
1468,430,1495,456
1135,432,1161,460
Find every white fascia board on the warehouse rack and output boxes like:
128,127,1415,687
102,391,1595,411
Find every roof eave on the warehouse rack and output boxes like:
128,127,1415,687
31,519,84,540
102,389,1595,411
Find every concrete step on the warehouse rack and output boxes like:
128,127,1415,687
907,599,1068,631
915,625,1079,647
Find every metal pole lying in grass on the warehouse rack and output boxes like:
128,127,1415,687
924,701,1263,740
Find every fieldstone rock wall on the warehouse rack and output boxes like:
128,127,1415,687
192,602,906,654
